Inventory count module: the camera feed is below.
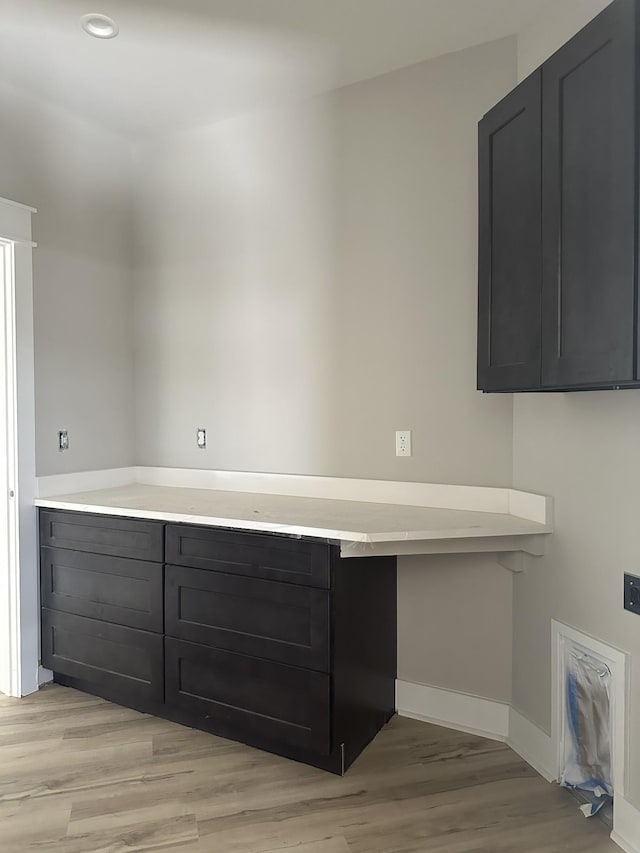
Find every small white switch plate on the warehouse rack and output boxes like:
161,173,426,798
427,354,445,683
196,428,207,450
395,430,412,457
58,430,69,452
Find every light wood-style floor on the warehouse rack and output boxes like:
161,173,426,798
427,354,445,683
0,684,618,853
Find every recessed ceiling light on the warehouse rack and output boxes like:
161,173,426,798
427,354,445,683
81,13,119,39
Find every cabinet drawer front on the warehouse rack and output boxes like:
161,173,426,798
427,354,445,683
41,547,163,632
165,525,331,588
41,609,163,704
165,638,330,754
39,510,164,562
165,566,329,671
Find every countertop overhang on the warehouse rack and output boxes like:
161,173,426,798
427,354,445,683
35,469,553,565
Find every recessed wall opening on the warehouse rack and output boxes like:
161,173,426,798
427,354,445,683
562,640,613,821
552,621,627,831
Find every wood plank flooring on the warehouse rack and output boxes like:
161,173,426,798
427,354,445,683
0,684,618,852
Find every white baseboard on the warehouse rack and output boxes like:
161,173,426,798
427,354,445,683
38,666,53,687
612,796,640,853
507,707,555,782
396,679,509,741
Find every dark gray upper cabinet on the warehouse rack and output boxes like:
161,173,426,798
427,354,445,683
478,0,638,392
478,71,542,391
541,0,636,388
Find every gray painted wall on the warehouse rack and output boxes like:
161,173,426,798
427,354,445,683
398,554,513,702
133,38,514,485
133,38,517,699
513,0,640,808
0,82,136,476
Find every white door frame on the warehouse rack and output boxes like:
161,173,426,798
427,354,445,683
0,197,37,698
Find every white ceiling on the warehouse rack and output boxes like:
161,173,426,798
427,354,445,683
0,0,551,139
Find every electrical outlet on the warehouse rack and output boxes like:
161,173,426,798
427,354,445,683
58,430,69,452
395,430,412,457
196,428,207,450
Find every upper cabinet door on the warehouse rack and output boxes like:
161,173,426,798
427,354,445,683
478,71,542,391
541,0,636,388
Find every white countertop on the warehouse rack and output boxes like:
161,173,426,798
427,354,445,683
35,481,552,558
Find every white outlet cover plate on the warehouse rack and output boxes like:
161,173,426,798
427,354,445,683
396,430,412,457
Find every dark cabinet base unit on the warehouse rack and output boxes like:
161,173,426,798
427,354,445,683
39,509,397,775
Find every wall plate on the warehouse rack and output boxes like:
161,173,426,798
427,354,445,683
624,573,640,615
